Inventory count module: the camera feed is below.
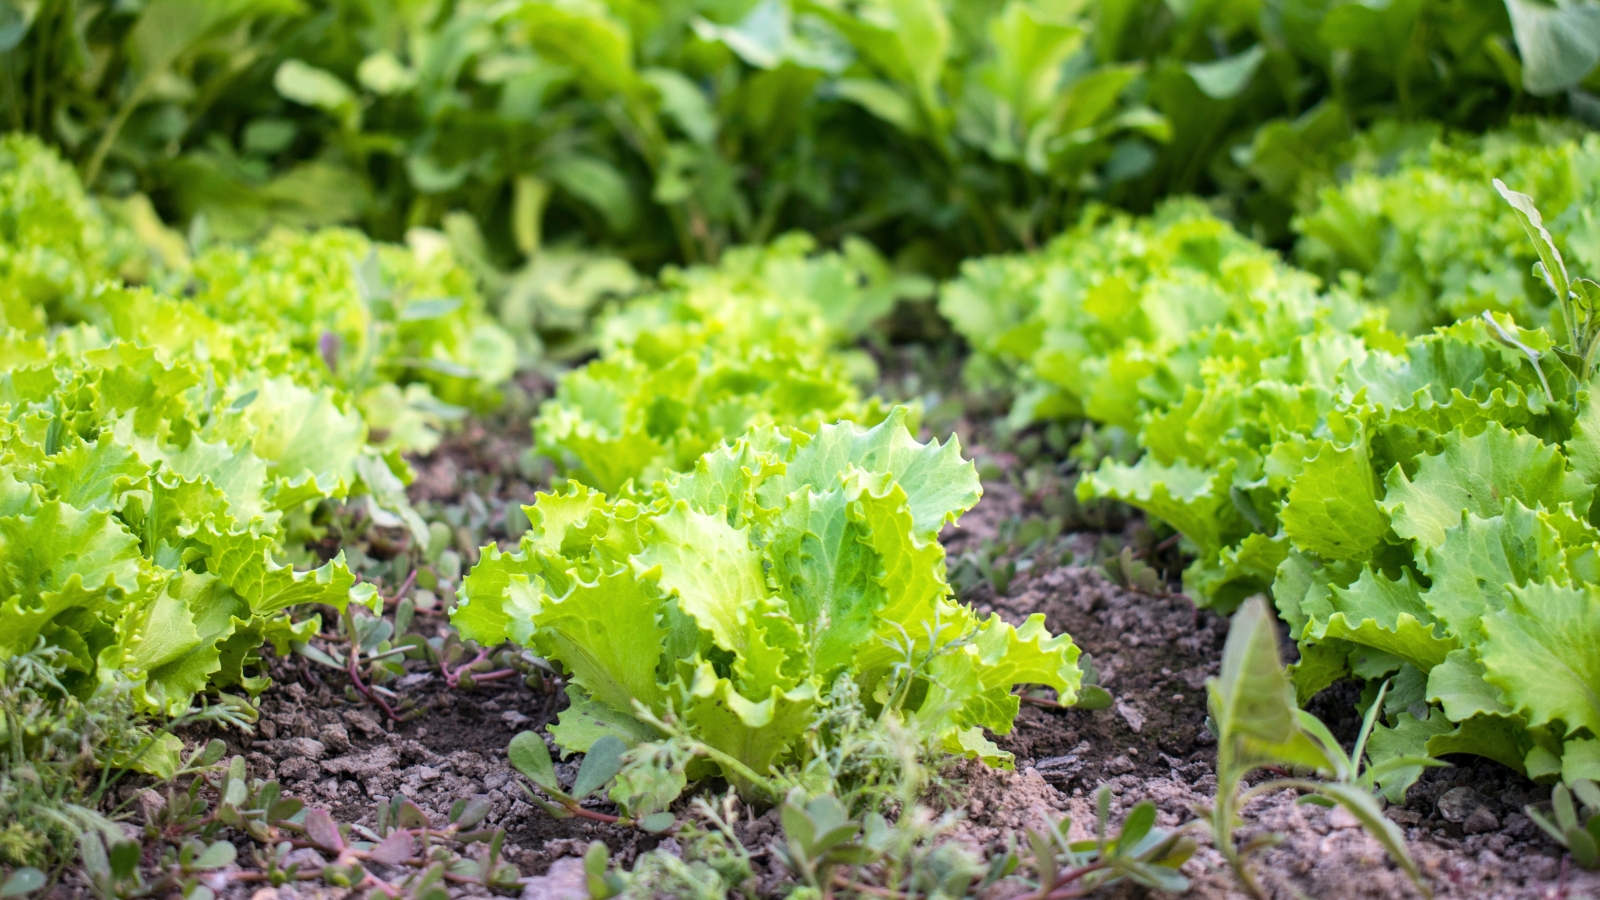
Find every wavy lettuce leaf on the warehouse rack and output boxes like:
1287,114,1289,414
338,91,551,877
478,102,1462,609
458,411,1080,797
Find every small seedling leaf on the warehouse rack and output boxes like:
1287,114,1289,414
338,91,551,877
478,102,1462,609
454,796,493,830
507,731,560,793
1074,684,1114,710
1573,779,1600,812
1117,802,1156,853
1209,597,1295,745
1557,784,1580,832
304,808,345,852
638,812,675,833
0,868,46,898
398,799,430,830
1568,826,1600,869
368,830,415,865
292,641,345,669
573,736,627,799
194,841,237,870
109,840,140,881
268,798,304,823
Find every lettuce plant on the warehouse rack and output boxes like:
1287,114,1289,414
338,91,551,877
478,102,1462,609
534,235,918,495
1,136,515,457
0,134,143,333
1083,184,1600,792
940,198,1392,431
187,228,517,413
0,333,379,717
456,410,1080,799
1294,120,1600,334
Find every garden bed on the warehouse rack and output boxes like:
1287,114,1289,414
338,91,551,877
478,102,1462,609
155,432,1589,900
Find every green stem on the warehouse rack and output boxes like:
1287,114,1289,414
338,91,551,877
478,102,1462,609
84,70,159,188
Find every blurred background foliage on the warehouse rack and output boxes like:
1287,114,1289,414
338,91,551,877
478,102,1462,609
3,0,1597,286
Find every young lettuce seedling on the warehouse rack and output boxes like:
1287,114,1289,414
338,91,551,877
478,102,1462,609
1204,598,1433,900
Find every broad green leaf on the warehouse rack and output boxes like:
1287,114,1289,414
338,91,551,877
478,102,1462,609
534,568,668,717
762,409,979,537
1426,650,1514,721
1382,422,1589,550
1209,597,1296,745
635,500,767,656
547,686,662,753
0,501,146,655
1417,500,1567,641
1080,457,1237,554
1481,579,1600,737
1504,0,1600,95
1281,442,1388,561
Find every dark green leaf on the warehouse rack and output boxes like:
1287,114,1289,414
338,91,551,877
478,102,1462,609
507,731,560,793
573,736,627,799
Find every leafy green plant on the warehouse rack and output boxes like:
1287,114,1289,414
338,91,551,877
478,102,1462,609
1071,183,1600,792
68,738,523,899
534,234,920,495
940,197,1391,434
1203,598,1430,900
459,410,1080,806
0,645,250,883
11,0,1583,270
1527,779,1600,869
508,732,677,832
1293,120,1600,334
181,226,518,449
0,333,387,715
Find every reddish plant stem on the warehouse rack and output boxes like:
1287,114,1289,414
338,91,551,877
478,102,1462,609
1001,860,1109,900
565,803,622,824
385,569,418,608
347,636,403,722
442,648,510,688
337,570,430,722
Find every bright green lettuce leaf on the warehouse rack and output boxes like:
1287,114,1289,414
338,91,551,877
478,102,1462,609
535,241,900,496
1416,500,1569,642
1310,566,1456,671
1078,457,1240,554
1480,579,1600,739
1281,441,1388,561
1381,422,1590,550
458,411,1080,795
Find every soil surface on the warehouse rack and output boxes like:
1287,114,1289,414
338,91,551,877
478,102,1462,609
154,433,1592,900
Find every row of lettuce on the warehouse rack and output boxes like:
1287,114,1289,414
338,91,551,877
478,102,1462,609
4,128,1084,800
0,133,517,771
944,121,1600,794
449,236,1084,812
450,118,1600,802
11,115,1600,795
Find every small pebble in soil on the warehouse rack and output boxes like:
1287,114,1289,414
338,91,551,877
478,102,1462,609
1462,807,1499,834
1437,786,1482,823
